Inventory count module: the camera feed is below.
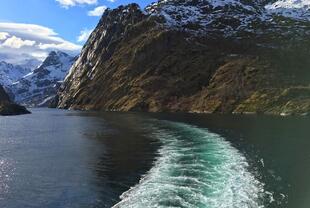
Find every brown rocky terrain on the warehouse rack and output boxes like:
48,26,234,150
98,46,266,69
0,85,30,116
57,1,310,116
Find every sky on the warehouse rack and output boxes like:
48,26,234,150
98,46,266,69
0,0,154,64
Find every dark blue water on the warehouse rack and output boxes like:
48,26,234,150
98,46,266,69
0,109,309,208
0,109,159,208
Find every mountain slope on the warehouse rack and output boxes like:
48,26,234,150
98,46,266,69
0,85,30,116
57,1,310,116
10,51,76,107
0,61,32,87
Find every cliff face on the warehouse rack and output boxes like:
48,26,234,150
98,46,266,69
0,85,30,116
58,1,310,116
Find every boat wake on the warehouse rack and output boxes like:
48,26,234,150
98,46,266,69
113,120,267,208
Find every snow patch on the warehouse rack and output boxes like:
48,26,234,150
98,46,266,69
265,0,310,21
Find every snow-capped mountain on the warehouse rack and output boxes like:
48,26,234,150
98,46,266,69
0,61,32,87
10,51,76,107
57,1,310,115
18,59,42,71
145,0,309,38
146,0,265,35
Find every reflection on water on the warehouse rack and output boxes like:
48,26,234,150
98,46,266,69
0,159,15,199
0,109,309,208
0,109,158,208
84,114,159,207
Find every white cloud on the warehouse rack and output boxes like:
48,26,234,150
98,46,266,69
0,22,82,64
107,0,116,2
77,29,93,42
56,0,97,8
88,6,107,16
1,36,35,49
0,22,57,38
38,42,81,51
30,51,49,60
0,32,9,40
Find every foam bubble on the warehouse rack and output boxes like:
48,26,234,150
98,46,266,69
113,120,267,208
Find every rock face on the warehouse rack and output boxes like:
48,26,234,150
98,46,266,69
0,85,30,116
57,0,310,115
10,51,76,107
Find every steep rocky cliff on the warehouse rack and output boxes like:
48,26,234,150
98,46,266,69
57,0,310,116
0,85,30,116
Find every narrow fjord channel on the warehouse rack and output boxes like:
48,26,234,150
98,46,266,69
0,109,309,208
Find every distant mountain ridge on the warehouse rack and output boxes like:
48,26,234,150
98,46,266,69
9,51,76,107
145,0,310,39
57,0,310,115
0,61,32,87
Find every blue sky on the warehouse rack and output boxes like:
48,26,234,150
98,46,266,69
0,0,154,43
0,0,154,64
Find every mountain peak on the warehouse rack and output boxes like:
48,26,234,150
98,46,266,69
145,0,265,36
40,51,72,68
8,51,76,107
65,2,146,81
99,3,144,26
57,0,310,115
47,50,69,58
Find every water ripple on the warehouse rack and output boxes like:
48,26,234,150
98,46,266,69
0,158,15,200
113,120,268,208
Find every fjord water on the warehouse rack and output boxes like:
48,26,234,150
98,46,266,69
0,109,309,208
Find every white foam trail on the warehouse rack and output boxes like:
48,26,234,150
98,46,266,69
113,121,267,208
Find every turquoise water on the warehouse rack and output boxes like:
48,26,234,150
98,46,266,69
0,109,309,207
114,120,267,208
